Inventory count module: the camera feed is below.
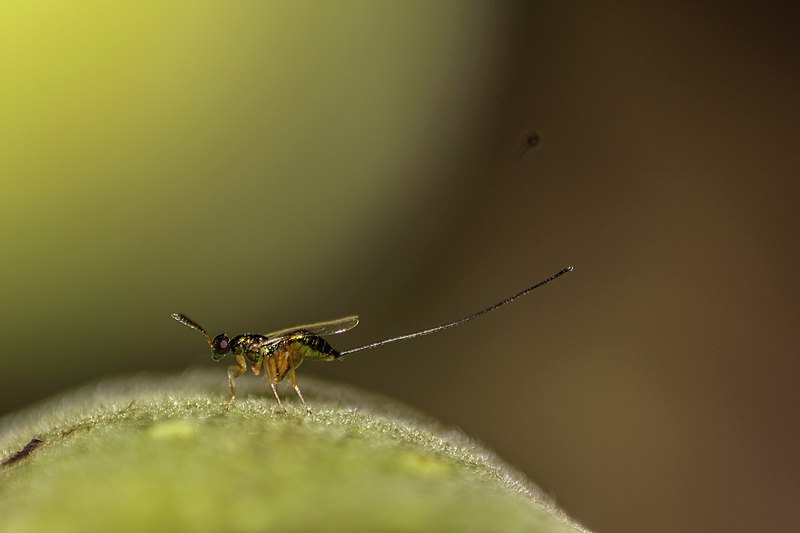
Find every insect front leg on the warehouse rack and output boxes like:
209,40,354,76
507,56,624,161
226,354,247,404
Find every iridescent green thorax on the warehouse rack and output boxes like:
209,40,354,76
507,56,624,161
231,334,269,363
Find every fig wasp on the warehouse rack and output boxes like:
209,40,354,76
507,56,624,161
172,265,573,413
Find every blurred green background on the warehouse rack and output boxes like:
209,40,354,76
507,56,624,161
1,2,798,532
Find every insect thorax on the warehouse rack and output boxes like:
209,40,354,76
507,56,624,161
231,334,269,363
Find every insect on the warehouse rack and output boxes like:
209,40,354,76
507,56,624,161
172,266,573,413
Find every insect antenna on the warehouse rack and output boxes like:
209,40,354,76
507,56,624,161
172,313,212,346
339,265,573,356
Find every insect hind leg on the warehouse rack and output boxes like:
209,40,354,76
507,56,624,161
288,363,311,414
264,356,287,414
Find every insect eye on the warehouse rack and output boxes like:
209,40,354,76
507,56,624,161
212,334,231,356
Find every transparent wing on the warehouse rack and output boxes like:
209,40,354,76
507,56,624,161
263,315,359,339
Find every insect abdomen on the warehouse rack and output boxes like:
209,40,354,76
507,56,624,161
291,334,340,361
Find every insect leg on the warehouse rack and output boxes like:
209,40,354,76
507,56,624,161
269,383,285,413
251,357,263,376
288,357,311,414
264,355,286,413
226,354,247,403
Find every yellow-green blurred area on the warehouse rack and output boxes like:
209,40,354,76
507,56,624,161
1,2,799,533
0,1,507,397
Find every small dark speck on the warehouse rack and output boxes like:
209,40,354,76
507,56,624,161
521,131,540,148
513,130,541,160
2,438,44,466
514,131,541,161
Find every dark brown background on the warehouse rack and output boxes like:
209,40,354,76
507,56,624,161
1,3,798,532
